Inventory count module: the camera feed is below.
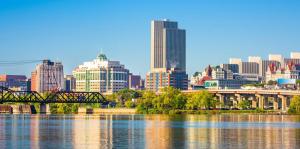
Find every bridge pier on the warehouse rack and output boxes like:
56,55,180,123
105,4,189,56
216,94,224,109
256,94,265,109
251,96,257,109
11,105,21,114
273,97,279,110
278,95,288,112
40,103,50,114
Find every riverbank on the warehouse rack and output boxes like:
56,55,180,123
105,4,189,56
0,104,291,115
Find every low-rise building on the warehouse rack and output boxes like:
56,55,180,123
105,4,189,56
204,79,259,89
0,75,27,91
211,67,233,80
266,63,300,82
146,68,188,91
128,73,144,90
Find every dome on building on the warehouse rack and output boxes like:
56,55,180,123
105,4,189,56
97,53,108,61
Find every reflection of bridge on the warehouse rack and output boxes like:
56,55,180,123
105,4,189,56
184,89,300,111
0,86,107,113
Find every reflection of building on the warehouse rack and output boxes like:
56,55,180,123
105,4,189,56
31,60,64,92
0,75,27,91
64,75,76,92
73,53,129,93
73,115,102,149
146,19,188,91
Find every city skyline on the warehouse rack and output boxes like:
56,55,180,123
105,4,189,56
1,0,300,77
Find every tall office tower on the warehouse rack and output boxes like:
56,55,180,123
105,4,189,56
146,19,188,91
150,19,186,72
31,60,64,93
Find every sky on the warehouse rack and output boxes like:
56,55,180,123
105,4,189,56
0,0,300,78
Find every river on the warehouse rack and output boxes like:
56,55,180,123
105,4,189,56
0,114,300,149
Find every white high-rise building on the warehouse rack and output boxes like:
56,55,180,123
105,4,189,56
73,53,129,93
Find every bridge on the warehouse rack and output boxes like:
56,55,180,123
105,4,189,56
184,89,300,111
0,86,107,113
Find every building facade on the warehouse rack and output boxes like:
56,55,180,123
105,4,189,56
220,64,239,73
150,19,186,72
211,67,233,80
0,75,27,91
64,75,76,92
146,19,188,91
73,54,129,93
204,79,260,89
146,69,188,91
31,60,64,93
128,73,144,90
266,63,300,82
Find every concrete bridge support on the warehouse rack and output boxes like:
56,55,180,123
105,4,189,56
256,94,265,109
216,94,225,108
251,96,257,109
40,103,50,114
278,95,287,112
273,97,279,110
11,105,21,114
234,94,242,109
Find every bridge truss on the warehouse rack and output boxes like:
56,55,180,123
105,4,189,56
0,86,107,104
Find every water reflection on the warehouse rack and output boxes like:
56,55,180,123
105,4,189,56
0,114,300,148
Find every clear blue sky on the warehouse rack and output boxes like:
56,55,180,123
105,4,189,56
1,0,300,77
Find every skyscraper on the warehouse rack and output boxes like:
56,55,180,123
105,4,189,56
150,19,186,72
146,19,188,91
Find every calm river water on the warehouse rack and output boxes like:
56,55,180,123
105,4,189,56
0,114,300,149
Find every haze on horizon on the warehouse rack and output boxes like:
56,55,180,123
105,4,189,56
0,0,300,77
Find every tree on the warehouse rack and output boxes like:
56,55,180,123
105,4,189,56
116,89,141,106
125,100,135,108
238,100,251,110
186,91,216,110
296,80,300,90
289,96,300,114
267,80,277,85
